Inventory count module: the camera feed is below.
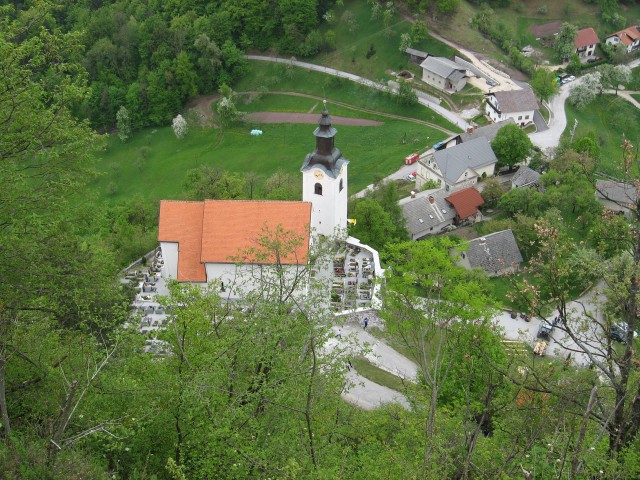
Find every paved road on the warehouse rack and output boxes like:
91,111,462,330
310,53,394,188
529,81,575,152
245,55,470,131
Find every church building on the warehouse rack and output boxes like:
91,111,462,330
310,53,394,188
157,103,379,304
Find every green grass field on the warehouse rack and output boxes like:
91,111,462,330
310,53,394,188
90,109,449,205
564,94,640,175
351,358,407,392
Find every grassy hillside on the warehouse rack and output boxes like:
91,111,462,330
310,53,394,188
564,94,640,175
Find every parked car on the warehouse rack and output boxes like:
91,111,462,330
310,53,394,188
611,322,638,342
406,173,416,181
566,75,576,83
537,322,553,340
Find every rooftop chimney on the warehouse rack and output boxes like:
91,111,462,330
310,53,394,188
428,195,435,204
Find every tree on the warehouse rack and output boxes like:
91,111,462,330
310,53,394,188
599,64,632,94
553,23,578,62
498,187,545,216
491,124,533,170
568,72,602,109
172,113,188,139
530,68,560,102
380,239,499,470
396,80,418,106
349,198,402,250
399,32,412,52
480,177,505,207
116,106,132,142
216,84,241,127
183,165,245,200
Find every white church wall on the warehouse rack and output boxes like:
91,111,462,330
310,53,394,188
160,242,178,279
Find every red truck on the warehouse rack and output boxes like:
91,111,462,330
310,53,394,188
404,153,419,165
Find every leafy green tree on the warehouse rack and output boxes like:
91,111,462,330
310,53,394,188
216,83,241,126
116,106,132,142
381,239,499,469
553,23,578,62
498,187,545,216
480,176,505,207
349,198,402,250
183,165,245,200
396,80,418,106
264,169,301,200
491,124,533,170
530,67,560,102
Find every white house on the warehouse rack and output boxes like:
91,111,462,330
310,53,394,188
575,27,600,58
605,25,640,53
485,88,539,127
419,56,468,92
416,137,497,192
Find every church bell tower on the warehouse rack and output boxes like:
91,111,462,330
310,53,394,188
300,101,349,237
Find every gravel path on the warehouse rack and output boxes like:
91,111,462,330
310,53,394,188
245,112,384,126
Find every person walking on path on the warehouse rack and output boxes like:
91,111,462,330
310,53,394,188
363,317,369,329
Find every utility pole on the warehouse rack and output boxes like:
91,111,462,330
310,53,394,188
570,118,579,142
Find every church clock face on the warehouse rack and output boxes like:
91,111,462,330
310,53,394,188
314,169,324,180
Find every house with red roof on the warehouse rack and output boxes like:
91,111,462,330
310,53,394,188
445,188,485,224
574,27,600,58
605,25,640,53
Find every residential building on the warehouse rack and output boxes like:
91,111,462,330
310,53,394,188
415,137,497,192
595,179,638,216
575,27,600,58
605,25,640,53
485,88,539,127
400,187,486,240
455,229,523,276
400,190,457,240
444,188,485,224
459,118,516,144
511,166,542,189
419,56,468,92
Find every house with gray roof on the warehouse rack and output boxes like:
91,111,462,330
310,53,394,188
419,56,468,92
455,230,523,277
400,190,457,240
416,137,498,192
596,180,638,216
485,88,539,127
511,166,542,189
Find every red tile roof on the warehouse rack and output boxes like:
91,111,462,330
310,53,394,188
445,188,484,220
575,28,600,48
158,201,206,282
158,200,312,282
608,26,640,46
201,200,312,264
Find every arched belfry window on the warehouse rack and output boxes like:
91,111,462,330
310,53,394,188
339,179,343,192
315,183,323,195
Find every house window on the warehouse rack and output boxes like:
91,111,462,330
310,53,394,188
339,179,343,192
518,115,522,120
464,172,468,177
525,115,529,119
314,183,322,195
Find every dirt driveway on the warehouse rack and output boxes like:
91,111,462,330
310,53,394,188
244,112,383,126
